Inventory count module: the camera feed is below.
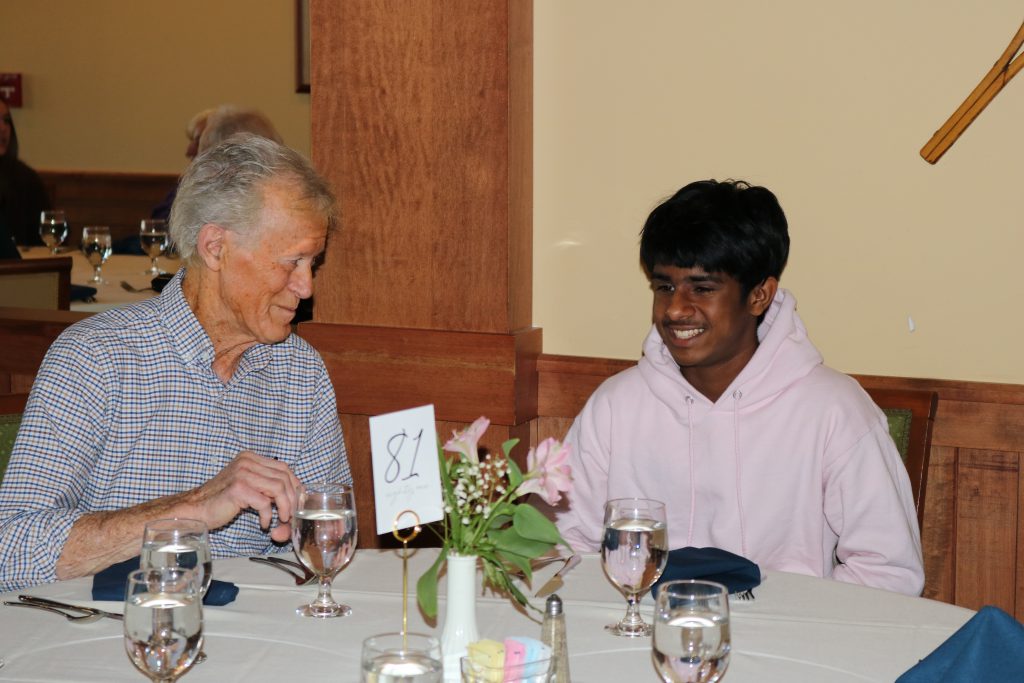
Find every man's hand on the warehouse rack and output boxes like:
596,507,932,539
186,451,301,542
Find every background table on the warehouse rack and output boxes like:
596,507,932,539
0,551,972,682
21,246,180,312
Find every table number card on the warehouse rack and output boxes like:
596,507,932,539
368,404,444,535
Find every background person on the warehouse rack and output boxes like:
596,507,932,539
0,96,51,247
0,134,350,591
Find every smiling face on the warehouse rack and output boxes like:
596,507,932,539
651,263,776,401
214,180,328,347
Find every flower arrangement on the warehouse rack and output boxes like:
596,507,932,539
416,417,573,618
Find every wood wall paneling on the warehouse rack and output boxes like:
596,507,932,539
953,449,1019,615
38,171,178,246
297,323,542,426
311,0,532,334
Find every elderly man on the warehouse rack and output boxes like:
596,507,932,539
0,134,350,591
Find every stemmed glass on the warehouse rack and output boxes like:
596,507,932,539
652,580,731,683
123,567,203,682
81,226,112,284
140,519,211,663
601,497,668,637
361,633,442,682
292,481,358,618
140,219,169,275
39,210,69,254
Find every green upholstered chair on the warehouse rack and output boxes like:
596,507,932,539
864,387,939,529
0,393,29,483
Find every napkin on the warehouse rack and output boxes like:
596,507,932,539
651,546,761,597
896,605,1024,682
70,284,97,302
91,556,239,606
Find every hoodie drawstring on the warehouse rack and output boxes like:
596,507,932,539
732,389,748,557
686,395,695,547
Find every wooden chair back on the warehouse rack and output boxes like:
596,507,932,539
0,392,29,483
864,387,938,528
0,257,72,310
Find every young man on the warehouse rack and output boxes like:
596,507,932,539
555,179,924,596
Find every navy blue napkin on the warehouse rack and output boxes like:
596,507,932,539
91,556,239,606
896,606,1024,682
651,546,761,598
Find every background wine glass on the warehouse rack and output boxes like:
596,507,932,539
601,497,668,637
123,566,203,683
39,210,69,254
361,632,442,682
292,481,357,618
140,518,212,664
140,219,169,275
81,225,112,284
652,580,731,683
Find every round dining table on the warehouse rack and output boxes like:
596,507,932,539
0,549,971,682
21,246,180,312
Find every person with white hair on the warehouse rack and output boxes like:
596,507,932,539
0,134,349,591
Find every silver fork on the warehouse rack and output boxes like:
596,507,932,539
732,589,755,601
249,556,316,585
4,601,105,623
120,281,155,293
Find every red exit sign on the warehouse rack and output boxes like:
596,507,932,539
0,74,23,107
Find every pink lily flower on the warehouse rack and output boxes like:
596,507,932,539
443,416,490,465
517,437,573,506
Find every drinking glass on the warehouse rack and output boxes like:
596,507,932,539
39,210,69,254
652,580,731,683
361,632,442,682
141,519,211,664
601,497,668,637
141,519,212,598
292,481,357,617
123,567,203,683
140,219,169,275
81,225,112,284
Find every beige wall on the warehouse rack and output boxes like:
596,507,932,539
534,1,1024,384
1,0,310,173
7,1,1023,384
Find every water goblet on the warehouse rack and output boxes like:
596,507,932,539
140,219,169,275
141,519,212,596
361,632,442,682
123,566,203,683
652,580,731,683
39,210,69,254
292,481,357,617
141,519,211,663
81,225,112,284
601,497,668,637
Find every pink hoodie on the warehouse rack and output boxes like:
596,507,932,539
555,289,925,596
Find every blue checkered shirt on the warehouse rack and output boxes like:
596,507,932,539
0,271,350,591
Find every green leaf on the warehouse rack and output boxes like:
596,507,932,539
416,548,447,620
501,438,520,457
495,549,532,578
513,504,566,545
490,524,554,559
506,457,523,489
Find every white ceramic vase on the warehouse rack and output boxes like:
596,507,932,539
441,553,480,682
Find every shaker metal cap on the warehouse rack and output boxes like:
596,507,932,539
545,593,563,616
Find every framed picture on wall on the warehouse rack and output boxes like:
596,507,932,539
296,0,310,93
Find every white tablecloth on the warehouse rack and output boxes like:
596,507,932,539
0,550,972,682
21,246,180,312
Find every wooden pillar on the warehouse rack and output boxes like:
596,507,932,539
304,0,535,546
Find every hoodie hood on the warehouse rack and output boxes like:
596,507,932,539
638,288,822,421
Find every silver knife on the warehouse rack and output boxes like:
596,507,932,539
18,594,123,620
535,554,581,598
